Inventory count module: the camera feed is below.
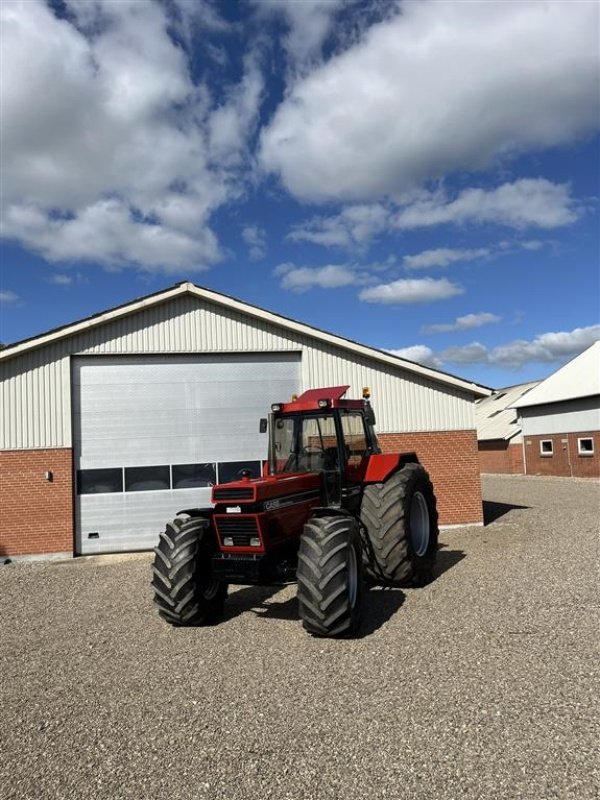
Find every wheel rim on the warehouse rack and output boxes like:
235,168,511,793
347,543,358,608
410,491,430,557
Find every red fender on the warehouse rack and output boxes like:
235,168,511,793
363,453,419,483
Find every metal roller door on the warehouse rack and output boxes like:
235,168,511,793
73,353,301,555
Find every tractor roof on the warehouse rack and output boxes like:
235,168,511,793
275,386,365,413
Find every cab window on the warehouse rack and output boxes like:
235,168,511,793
340,412,369,466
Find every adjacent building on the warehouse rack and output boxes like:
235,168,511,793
1,281,490,558
513,342,600,478
476,382,539,474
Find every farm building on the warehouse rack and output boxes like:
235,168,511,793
476,382,539,474
0,281,490,558
513,341,600,478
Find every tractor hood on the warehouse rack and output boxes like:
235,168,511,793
212,472,321,505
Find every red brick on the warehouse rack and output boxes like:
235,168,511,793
523,432,599,478
377,430,483,525
0,449,73,557
478,440,525,474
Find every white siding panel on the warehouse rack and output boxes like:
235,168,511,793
1,295,476,450
520,398,600,436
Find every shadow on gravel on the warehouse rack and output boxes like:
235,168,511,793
221,547,467,637
434,545,466,578
223,585,285,621
250,587,407,638
483,500,530,525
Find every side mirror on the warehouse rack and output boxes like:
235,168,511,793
259,418,268,433
365,407,376,426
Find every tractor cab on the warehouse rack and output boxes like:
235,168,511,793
263,386,380,509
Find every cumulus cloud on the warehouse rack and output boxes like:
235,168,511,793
242,225,267,260
274,262,358,292
1,0,262,271
0,290,19,305
359,278,463,305
288,204,390,249
254,0,345,74
260,1,599,201
386,345,442,369
422,312,502,335
439,325,600,369
404,247,490,270
395,179,578,230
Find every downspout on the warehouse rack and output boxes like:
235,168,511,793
519,416,527,475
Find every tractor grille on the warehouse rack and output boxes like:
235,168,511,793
213,487,254,501
215,515,260,547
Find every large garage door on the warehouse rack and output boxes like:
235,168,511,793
73,353,301,555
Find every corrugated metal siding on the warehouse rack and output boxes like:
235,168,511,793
1,295,475,450
520,397,600,436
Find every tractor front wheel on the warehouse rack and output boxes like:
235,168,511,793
297,515,364,637
360,463,438,587
152,516,227,626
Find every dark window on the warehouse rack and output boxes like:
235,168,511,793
217,460,261,484
125,465,170,492
578,438,594,455
77,468,123,495
172,463,216,489
540,440,553,456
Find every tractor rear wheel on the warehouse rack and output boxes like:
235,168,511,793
360,463,438,587
297,515,363,638
152,516,227,626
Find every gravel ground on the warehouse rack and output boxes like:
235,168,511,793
1,475,598,800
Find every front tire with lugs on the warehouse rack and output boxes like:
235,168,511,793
361,463,438,587
297,515,363,638
152,516,227,626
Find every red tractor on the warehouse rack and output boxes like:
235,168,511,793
152,386,438,637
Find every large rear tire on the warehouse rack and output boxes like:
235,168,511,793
297,515,364,638
152,516,227,626
360,463,438,587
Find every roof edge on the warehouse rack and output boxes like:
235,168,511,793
0,280,492,397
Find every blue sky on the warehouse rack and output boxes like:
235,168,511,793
1,0,599,389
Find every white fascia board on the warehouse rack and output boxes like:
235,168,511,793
0,281,491,398
0,284,186,360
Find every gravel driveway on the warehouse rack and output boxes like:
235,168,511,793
1,475,598,800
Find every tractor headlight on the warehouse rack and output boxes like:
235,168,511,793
223,536,234,547
271,403,282,412
318,399,330,408
250,537,261,547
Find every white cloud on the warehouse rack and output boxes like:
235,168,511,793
0,0,262,271
289,204,389,249
386,345,442,369
242,225,267,260
359,277,463,305
275,262,358,292
255,0,345,74
423,312,502,335
48,274,73,286
404,247,490,270
395,179,578,230
260,1,599,201
439,325,600,369
0,290,19,305
4,199,220,272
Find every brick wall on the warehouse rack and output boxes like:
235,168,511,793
523,432,599,478
0,449,73,557
378,430,483,525
1,432,484,556
478,440,524,474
